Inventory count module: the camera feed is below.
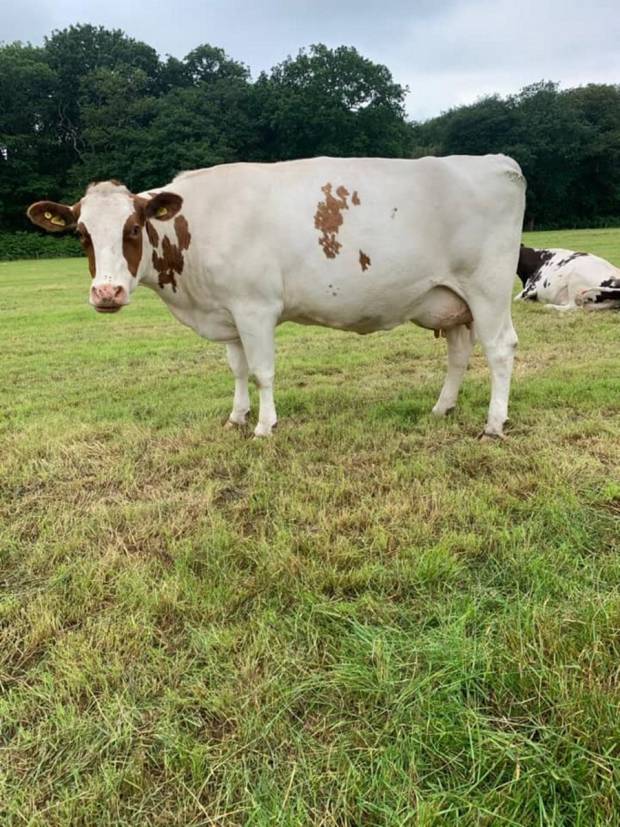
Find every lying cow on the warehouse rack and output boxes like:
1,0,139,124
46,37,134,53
516,245,620,309
28,155,525,438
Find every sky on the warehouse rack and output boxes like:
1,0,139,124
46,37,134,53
3,0,620,121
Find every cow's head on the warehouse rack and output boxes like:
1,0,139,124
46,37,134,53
27,181,183,313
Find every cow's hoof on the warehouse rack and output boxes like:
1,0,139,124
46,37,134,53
253,422,277,438
478,430,506,442
225,409,250,429
431,404,455,417
224,418,246,430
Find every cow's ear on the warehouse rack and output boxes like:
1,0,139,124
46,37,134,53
144,192,183,222
27,201,78,233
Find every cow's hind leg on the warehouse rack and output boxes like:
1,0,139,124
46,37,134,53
543,303,579,312
467,300,518,438
234,312,278,437
432,324,474,416
225,341,251,428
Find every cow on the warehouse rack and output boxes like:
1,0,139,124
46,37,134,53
516,245,620,310
27,155,525,438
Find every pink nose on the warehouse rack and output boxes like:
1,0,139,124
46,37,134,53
91,284,127,312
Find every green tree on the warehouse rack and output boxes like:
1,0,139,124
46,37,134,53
0,43,61,229
507,82,590,227
156,45,250,94
254,44,411,160
410,80,620,228
421,96,516,156
72,42,254,193
142,77,258,184
564,84,620,222
42,24,162,195
70,65,159,193
183,44,250,85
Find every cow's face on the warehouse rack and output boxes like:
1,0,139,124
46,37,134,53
27,181,183,313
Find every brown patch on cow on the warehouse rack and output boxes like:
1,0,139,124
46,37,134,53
314,184,363,259
77,222,96,278
174,214,191,251
122,199,185,279
122,214,143,277
152,236,184,291
145,220,159,247
150,216,190,292
314,183,350,259
359,250,371,272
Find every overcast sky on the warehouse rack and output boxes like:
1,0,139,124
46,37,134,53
3,0,619,120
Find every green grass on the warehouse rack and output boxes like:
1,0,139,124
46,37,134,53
1,228,619,826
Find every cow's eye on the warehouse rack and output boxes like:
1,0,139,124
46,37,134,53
130,224,141,237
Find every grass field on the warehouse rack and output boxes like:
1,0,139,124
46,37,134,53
1,228,619,825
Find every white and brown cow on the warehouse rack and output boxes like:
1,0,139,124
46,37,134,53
516,245,620,310
28,155,525,438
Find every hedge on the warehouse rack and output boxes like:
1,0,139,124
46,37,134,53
0,232,82,261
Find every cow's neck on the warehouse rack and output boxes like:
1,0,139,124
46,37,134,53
140,215,192,299
139,228,237,342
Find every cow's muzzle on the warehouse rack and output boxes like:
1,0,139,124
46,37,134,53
91,284,127,313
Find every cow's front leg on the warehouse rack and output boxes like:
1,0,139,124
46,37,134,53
236,314,278,437
225,341,250,427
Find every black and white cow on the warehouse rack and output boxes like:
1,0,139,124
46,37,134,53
516,245,620,310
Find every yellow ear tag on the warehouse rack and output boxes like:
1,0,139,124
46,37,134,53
44,211,52,219
155,207,168,218
50,215,66,227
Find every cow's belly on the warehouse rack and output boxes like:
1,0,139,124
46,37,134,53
283,285,472,335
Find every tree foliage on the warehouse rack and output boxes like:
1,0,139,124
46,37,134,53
254,45,410,160
411,81,620,228
1,24,619,233
0,43,62,227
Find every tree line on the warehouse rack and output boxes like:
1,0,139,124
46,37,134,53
1,24,619,235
